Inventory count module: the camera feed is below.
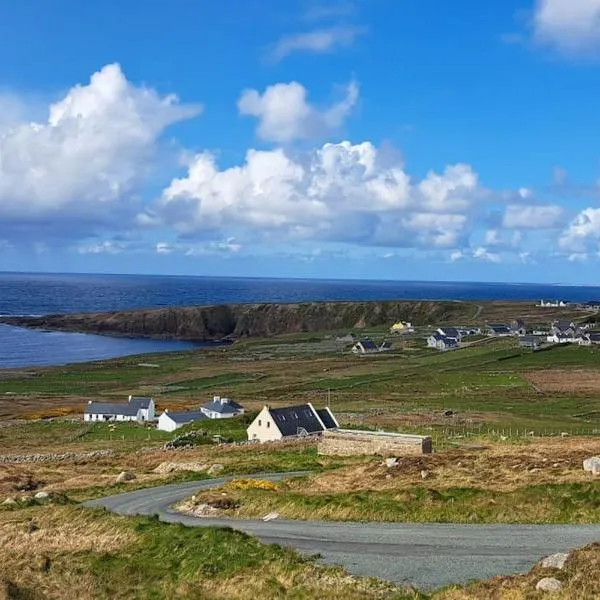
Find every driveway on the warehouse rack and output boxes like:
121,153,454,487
84,472,600,590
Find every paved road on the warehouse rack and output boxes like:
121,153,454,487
84,472,600,590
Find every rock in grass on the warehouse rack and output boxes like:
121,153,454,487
34,491,49,500
583,457,600,474
535,577,563,592
384,458,398,468
420,470,429,479
540,553,569,570
207,464,224,476
116,471,136,484
263,511,279,522
2,497,16,505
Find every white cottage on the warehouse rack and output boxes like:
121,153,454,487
157,410,208,432
201,396,245,419
247,403,338,443
84,396,155,423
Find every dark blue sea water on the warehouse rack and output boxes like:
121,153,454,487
1,272,600,369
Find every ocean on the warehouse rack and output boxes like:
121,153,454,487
1,272,600,369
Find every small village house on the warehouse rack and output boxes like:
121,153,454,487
201,396,245,419
247,403,338,443
519,335,542,350
390,321,413,334
157,410,208,432
510,319,527,336
437,327,461,340
352,339,379,354
486,324,512,337
84,396,155,423
427,332,459,351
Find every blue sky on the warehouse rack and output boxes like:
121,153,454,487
2,0,600,283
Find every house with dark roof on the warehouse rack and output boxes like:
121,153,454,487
352,339,379,354
427,332,459,351
157,410,208,432
437,327,461,340
486,324,512,337
247,403,338,443
84,395,155,423
201,396,245,419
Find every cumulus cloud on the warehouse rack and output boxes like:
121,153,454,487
502,204,564,229
144,140,482,251
238,81,358,143
560,207,600,251
0,63,200,240
77,240,126,254
473,246,502,263
155,238,242,256
533,0,600,55
270,26,364,62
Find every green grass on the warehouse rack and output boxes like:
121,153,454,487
218,482,600,525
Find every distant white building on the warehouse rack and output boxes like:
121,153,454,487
84,396,155,423
247,403,338,443
157,410,208,432
201,396,245,419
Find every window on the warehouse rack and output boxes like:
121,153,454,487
267,421,270,428
258,419,262,426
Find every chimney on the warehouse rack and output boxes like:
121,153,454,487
213,395,220,403
221,397,228,405
88,400,92,404
128,395,133,402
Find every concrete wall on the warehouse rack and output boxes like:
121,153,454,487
318,429,432,456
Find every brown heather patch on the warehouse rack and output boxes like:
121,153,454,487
302,438,600,494
525,369,600,394
187,561,404,600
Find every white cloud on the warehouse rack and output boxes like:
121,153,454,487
145,140,481,250
533,0,600,54
568,252,589,262
0,64,200,239
450,250,465,262
270,26,363,62
238,80,358,143
154,238,242,256
77,240,125,254
502,204,563,229
560,207,600,251
473,246,502,263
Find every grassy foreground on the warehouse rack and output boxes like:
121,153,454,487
0,505,408,600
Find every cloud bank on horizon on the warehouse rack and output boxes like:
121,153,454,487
1,0,600,280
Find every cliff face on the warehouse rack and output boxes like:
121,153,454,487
0,300,471,341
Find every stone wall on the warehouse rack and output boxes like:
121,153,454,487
0,449,114,464
318,429,432,457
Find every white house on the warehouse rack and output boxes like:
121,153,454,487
427,333,459,351
84,396,155,423
247,403,338,443
352,339,379,354
157,410,208,432
201,396,245,419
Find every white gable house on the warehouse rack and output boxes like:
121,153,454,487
157,410,208,432
247,403,338,443
84,396,155,423
201,396,245,419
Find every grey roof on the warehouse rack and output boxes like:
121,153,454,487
316,408,338,429
489,324,511,333
379,341,393,349
202,398,244,414
129,396,152,410
429,332,444,341
555,320,575,331
269,404,331,437
589,332,600,342
164,411,208,424
85,402,138,416
441,337,458,347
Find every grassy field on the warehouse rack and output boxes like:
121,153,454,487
2,330,600,436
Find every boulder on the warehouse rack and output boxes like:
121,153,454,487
2,497,16,506
420,470,429,479
540,553,569,570
207,464,224,476
384,458,398,468
116,471,136,484
34,491,49,500
535,577,563,593
263,511,279,522
583,456,600,474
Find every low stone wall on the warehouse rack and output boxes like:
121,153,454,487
0,449,115,464
318,429,432,457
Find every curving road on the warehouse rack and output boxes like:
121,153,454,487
84,472,600,590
